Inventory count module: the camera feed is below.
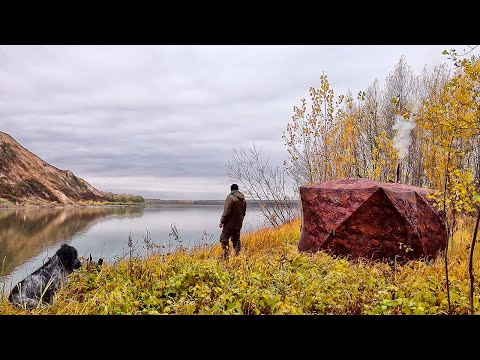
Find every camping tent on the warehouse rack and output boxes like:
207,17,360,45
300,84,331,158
298,178,447,260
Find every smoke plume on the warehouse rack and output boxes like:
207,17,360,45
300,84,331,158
393,115,415,160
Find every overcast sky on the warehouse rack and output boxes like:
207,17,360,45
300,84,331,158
0,45,466,199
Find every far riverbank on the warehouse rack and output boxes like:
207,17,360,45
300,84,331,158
0,199,300,209
144,199,300,207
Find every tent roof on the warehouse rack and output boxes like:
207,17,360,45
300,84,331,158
300,178,440,232
306,178,431,196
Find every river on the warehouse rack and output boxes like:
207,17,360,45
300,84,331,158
0,205,269,292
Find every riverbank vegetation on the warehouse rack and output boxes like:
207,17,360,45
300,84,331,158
102,192,145,204
1,215,479,315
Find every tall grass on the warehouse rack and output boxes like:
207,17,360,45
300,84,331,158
1,217,479,314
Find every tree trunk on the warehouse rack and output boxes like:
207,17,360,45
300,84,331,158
469,209,480,314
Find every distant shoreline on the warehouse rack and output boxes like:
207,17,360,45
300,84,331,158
144,199,300,207
0,199,300,209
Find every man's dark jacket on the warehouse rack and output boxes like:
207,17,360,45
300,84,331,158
220,190,247,230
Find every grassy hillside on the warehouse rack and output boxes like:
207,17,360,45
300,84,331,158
1,217,479,314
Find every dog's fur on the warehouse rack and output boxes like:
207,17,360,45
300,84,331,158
8,244,82,309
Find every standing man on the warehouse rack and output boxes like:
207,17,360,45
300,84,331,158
219,184,247,259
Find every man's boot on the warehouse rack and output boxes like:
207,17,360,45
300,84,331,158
221,243,230,260
234,242,241,256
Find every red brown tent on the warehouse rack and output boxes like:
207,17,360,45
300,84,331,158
298,178,447,260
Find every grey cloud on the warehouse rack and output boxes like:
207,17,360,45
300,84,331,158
0,45,462,199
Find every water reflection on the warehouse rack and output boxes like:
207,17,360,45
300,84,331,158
0,206,144,282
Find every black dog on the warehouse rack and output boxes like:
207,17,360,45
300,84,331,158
8,244,82,309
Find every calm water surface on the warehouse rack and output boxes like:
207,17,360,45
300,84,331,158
0,205,268,291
